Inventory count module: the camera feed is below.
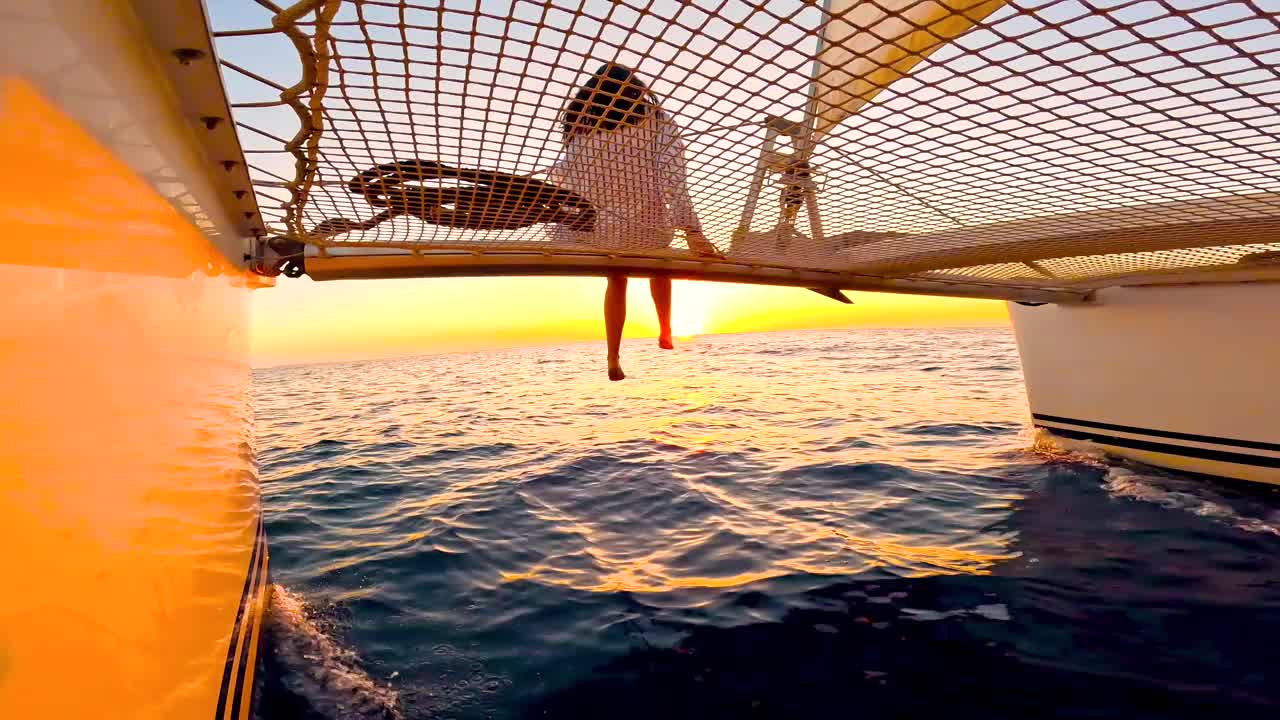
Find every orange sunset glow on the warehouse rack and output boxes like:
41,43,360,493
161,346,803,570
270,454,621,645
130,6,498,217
250,276,1008,366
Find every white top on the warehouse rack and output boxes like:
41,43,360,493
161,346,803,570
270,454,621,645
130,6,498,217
546,115,701,251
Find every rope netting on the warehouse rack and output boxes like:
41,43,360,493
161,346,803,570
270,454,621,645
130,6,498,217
211,0,1280,288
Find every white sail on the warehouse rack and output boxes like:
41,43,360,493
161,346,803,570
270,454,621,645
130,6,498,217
810,0,1008,138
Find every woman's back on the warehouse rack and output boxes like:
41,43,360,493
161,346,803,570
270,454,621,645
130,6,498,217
546,63,701,252
548,115,696,250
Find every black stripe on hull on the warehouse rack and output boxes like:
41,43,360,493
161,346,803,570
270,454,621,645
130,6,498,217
1032,413,1280,453
214,515,267,720
230,527,268,720
1037,424,1280,469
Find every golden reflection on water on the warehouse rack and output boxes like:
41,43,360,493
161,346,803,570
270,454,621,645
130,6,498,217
497,522,1012,595
501,545,1011,595
492,398,1018,595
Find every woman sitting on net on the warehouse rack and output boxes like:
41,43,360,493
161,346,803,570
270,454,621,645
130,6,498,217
547,63,719,381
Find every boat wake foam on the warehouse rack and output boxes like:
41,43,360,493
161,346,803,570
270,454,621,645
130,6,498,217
1030,427,1111,467
1032,429,1280,537
1104,468,1280,537
255,584,403,720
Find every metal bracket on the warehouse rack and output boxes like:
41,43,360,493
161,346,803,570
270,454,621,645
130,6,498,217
248,236,306,278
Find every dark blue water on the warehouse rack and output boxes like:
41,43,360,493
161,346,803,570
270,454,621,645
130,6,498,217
251,328,1280,719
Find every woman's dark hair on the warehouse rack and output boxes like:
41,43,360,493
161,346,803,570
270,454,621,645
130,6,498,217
561,63,658,135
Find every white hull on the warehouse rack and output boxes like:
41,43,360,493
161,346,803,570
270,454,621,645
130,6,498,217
1009,283,1280,485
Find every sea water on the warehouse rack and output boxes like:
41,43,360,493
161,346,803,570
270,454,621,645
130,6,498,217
251,327,1280,719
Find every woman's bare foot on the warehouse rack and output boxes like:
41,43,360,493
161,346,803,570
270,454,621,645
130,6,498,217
658,333,674,350
608,360,626,381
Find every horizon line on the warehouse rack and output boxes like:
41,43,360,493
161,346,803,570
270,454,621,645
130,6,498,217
251,320,1010,370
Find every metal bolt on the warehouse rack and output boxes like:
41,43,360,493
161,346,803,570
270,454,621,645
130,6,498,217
200,116,223,130
172,48,206,65
221,160,238,172
244,211,254,219
233,190,248,200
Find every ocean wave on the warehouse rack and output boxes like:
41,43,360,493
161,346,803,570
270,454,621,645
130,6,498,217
892,421,1022,437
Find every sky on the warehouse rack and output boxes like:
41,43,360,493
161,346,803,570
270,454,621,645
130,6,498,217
249,277,1007,367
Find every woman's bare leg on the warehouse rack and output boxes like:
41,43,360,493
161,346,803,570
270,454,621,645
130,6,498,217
650,274,673,350
605,273,628,380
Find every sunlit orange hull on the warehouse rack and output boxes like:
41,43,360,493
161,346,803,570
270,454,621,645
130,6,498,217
1,1,268,717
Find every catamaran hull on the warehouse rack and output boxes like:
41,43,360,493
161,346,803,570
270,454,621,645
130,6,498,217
1010,283,1280,485
2,1,269,718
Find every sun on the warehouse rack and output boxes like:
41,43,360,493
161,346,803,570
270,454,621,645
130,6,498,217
669,282,716,337
671,309,706,338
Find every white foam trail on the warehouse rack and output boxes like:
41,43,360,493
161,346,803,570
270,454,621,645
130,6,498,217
1033,429,1280,537
1104,468,1280,537
900,602,1011,622
263,584,403,720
